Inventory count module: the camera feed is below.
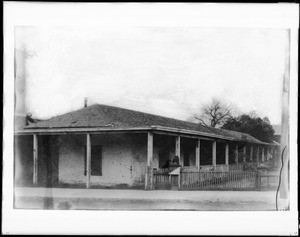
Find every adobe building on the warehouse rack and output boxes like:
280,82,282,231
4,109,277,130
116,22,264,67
14,104,275,190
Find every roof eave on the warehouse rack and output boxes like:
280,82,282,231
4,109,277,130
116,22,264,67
15,125,269,145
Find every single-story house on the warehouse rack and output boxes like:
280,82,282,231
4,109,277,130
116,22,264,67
14,104,278,189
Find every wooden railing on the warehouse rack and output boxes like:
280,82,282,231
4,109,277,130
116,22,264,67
153,167,262,190
180,170,259,190
259,170,280,190
228,164,244,171
181,164,242,172
152,165,279,190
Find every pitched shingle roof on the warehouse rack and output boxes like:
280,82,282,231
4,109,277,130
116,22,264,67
25,104,268,144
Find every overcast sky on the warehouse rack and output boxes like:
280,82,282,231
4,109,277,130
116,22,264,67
15,27,289,125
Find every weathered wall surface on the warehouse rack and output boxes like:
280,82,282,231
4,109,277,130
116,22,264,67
14,135,33,186
59,134,135,187
130,134,148,186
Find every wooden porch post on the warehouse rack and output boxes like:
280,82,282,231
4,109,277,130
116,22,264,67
250,146,253,162
212,141,217,168
175,136,181,165
86,133,91,189
195,139,200,169
145,132,153,190
256,146,260,163
225,143,229,166
33,134,38,185
235,145,239,164
261,146,265,162
243,146,246,163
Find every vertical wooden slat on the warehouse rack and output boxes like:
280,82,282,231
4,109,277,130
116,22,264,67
212,141,217,168
145,132,153,190
196,139,200,169
233,172,235,189
175,136,181,165
243,146,247,163
225,143,229,166
235,145,239,164
33,134,38,185
240,172,242,188
178,170,181,190
147,132,153,166
261,147,265,162
86,133,91,189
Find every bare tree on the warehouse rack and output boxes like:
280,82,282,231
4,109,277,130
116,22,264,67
192,98,233,128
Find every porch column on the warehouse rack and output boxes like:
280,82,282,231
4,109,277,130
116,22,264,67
212,141,217,168
235,145,239,164
261,146,265,162
250,146,253,162
86,133,91,189
195,139,200,169
175,136,181,165
225,143,229,166
243,146,246,163
145,132,153,190
267,147,270,160
33,134,38,185
256,146,260,163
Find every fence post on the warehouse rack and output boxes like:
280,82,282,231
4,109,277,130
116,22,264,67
145,166,149,190
150,168,154,190
178,168,182,190
255,172,261,190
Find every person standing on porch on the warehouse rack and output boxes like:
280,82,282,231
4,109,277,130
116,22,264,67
171,156,180,167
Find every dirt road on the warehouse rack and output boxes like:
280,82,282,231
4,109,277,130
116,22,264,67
14,187,282,211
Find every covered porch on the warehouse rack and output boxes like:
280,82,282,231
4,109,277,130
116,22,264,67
14,126,277,190
144,131,276,190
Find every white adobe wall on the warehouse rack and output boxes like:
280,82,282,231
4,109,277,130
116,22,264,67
59,134,139,187
130,134,147,186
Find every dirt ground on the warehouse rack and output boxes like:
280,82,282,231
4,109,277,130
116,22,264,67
14,187,286,211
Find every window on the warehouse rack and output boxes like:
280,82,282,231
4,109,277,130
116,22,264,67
84,145,102,176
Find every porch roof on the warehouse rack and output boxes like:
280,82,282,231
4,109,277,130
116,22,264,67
17,104,269,145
